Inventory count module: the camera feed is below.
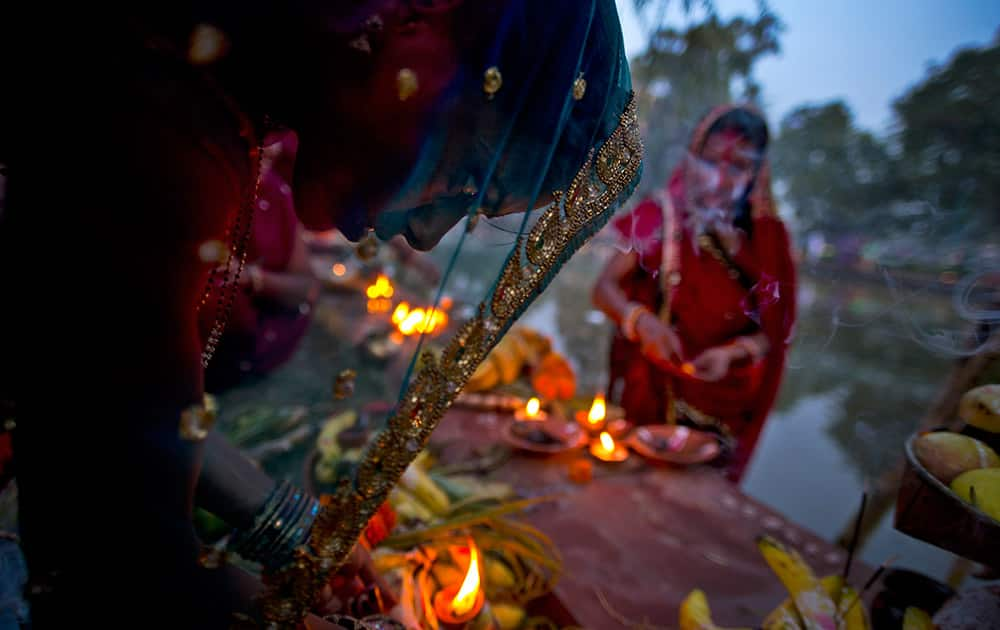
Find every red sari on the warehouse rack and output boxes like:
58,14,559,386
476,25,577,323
608,111,796,481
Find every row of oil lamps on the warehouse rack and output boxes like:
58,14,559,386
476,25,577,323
514,393,629,463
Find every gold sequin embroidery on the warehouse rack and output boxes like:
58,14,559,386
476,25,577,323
483,66,503,98
572,72,587,100
258,95,643,626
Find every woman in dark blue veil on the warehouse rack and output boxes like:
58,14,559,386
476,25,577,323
0,1,641,626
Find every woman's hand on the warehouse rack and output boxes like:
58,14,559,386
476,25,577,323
690,345,738,382
635,312,685,368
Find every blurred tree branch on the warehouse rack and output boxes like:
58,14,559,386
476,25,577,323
628,5,782,197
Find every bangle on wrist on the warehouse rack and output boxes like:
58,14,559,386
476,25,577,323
228,480,321,570
621,302,650,342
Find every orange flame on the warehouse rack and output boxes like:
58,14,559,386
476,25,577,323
587,394,607,425
366,274,394,299
367,297,392,314
332,263,347,277
392,302,410,325
392,302,450,336
525,397,541,419
599,431,615,453
451,539,481,618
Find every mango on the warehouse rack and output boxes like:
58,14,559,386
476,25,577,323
950,467,1000,522
959,384,1000,433
913,431,1000,484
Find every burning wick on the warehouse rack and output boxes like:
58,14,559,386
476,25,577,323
600,432,614,452
366,273,394,299
433,539,485,625
576,393,608,433
526,397,541,418
366,274,395,313
451,542,481,617
392,301,450,336
587,394,606,426
590,430,628,462
515,397,546,422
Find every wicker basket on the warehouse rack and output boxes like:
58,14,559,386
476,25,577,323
895,433,1000,569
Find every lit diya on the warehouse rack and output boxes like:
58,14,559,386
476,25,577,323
589,431,629,462
434,539,487,628
575,393,608,433
575,393,629,437
504,411,587,454
514,397,547,422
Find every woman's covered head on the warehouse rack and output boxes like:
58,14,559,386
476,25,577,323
684,106,769,218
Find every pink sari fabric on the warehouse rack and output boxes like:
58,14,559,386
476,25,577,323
200,131,312,392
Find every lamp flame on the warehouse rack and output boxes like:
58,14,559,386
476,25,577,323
525,397,541,419
392,302,410,325
451,539,481,617
392,302,449,336
587,394,607,425
599,431,615,452
366,274,394,299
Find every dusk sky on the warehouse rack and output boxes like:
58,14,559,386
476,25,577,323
615,0,1000,133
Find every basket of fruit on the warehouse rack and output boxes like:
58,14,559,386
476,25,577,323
895,385,1000,569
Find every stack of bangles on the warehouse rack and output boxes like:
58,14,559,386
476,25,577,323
228,480,321,570
621,302,650,342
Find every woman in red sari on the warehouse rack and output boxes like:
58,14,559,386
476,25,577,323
198,129,320,393
593,105,796,482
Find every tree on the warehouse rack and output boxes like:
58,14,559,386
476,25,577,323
770,102,895,239
628,6,782,197
892,35,1000,231
771,35,1000,260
